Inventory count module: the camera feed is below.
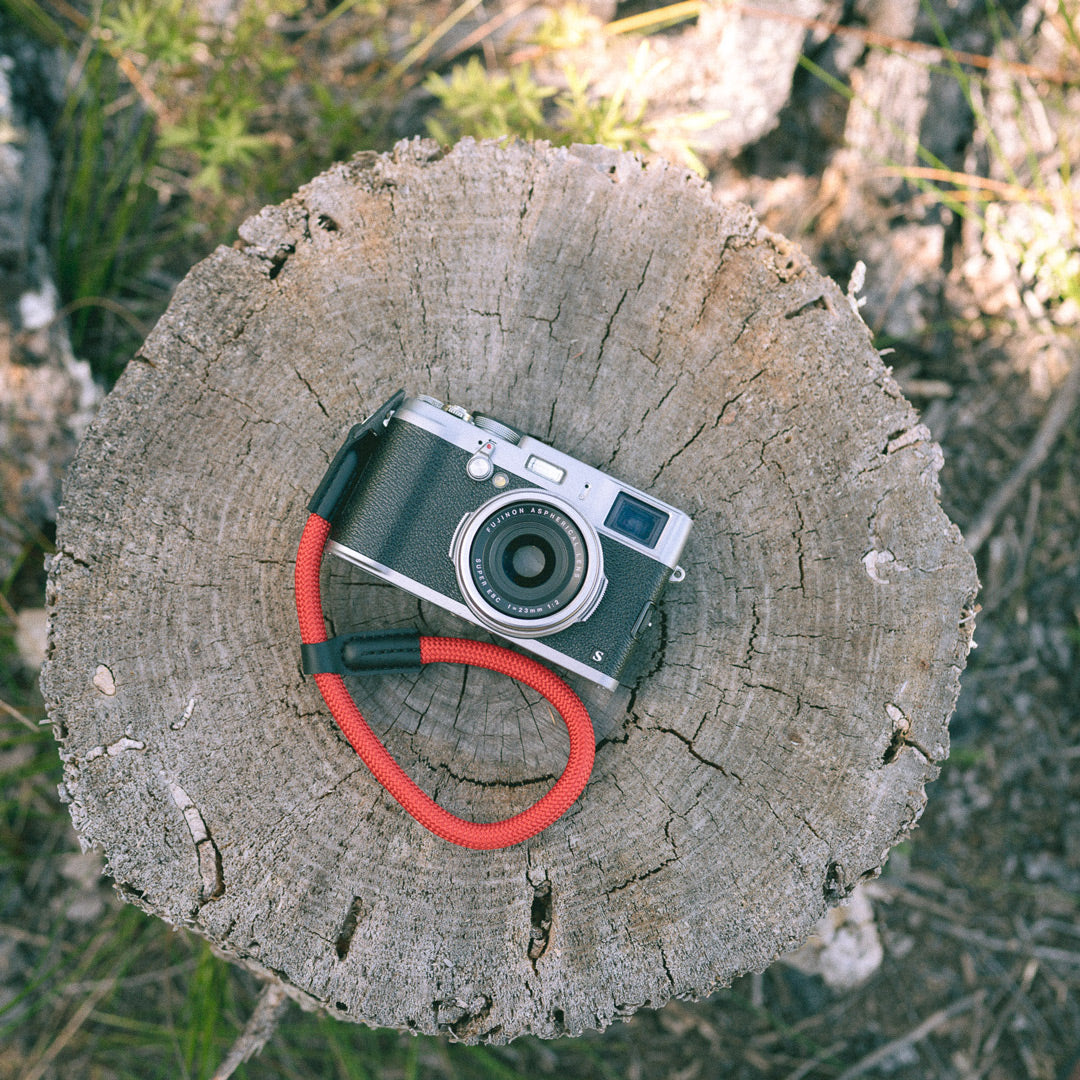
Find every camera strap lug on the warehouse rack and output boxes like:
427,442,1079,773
307,388,405,522
301,629,422,676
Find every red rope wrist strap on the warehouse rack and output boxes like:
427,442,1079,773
294,512,595,850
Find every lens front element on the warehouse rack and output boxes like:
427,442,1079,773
476,502,584,619
453,492,606,638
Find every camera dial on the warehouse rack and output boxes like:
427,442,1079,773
473,414,524,445
451,491,607,638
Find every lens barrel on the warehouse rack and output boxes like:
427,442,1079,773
474,502,584,617
452,492,606,638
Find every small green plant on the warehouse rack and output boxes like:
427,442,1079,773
14,0,404,381
424,10,719,171
423,49,657,155
93,0,304,197
424,56,556,144
45,34,164,382
556,62,648,149
30,0,311,380
98,0,201,66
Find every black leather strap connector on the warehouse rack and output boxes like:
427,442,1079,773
302,629,423,676
307,388,405,522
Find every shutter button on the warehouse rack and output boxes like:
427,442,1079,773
467,441,497,481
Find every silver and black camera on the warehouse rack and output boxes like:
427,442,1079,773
322,392,692,689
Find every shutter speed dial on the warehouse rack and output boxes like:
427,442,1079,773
473,414,523,445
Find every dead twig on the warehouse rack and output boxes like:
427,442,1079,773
783,1041,849,1080
0,923,55,950
210,979,290,1080
441,0,538,67
383,0,488,84
832,993,981,1080
42,0,176,123
732,4,1075,86
976,959,1038,1073
20,976,118,1080
0,697,41,733
870,165,1079,210
13,295,152,350
938,924,1080,968
965,352,1080,555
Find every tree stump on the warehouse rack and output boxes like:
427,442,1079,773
43,138,978,1043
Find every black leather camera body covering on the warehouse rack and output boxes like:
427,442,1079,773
326,396,689,690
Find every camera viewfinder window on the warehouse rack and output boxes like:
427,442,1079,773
604,493,668,548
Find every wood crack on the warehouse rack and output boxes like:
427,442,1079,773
657,726,742,784
649,420,708,485
410,743,557,791
335,896,365,960
293,367,329,420
605,854,679,896
528,878,552,967
590,288,629,392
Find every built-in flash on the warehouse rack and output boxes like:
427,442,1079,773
526,455,566,484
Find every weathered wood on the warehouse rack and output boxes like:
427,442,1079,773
42,138,978,1043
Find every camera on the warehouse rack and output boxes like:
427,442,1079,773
325,392,692,690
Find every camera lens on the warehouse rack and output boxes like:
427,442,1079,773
476,506,583,618
453,492,606,638
508,538,550,583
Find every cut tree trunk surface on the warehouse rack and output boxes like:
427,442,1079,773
43,138,978,1043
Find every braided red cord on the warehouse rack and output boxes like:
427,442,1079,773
294,513,595,849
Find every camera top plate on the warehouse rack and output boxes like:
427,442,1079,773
392,395,692,571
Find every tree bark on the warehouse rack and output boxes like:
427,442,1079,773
42,138,978,1043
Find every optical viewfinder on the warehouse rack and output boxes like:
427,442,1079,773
604,492,668,549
